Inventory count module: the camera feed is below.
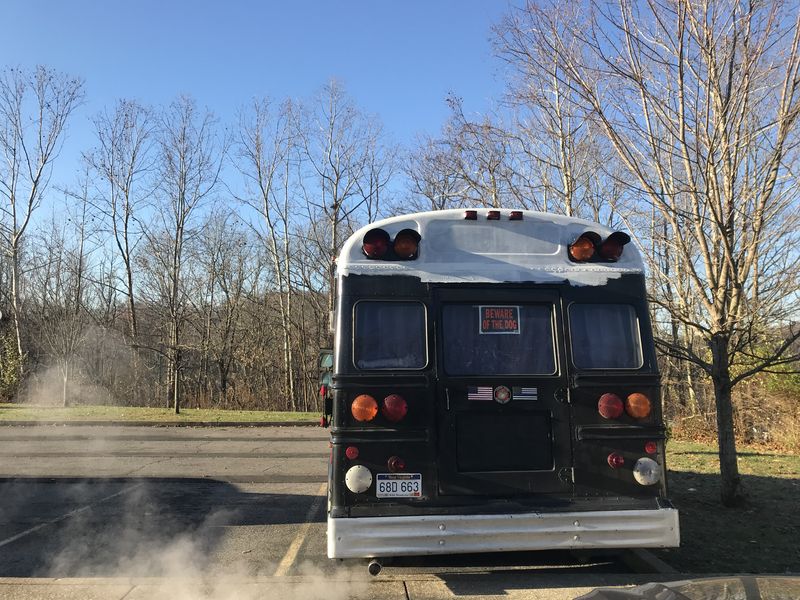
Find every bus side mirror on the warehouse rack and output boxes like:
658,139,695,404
319,349,334,427
319,349,333,371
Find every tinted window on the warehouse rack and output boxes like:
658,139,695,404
570,304,643,369
442,304,555,375
354,301,426,369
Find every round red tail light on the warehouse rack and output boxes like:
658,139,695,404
626,393,652,419
387,456,406,472
345,446,359,460
393,229,421,259
598,231,631,261
598,393,624,419
351,394,378,422
381,394,408,423
599,240,624,261
362,228,390,259
644,441,658,454
607,452,625,469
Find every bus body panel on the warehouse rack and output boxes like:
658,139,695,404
327,209,679,558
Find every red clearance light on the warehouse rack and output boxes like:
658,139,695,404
607,452,625,469
644,441,658,454
387,456,406,472
465,210,477,220
568,231,601,262
509,211,523,220
598,393,624,419
345,446,359,460
598,231,631,261
362,228,390,259
626,393,652,419
393,229,421,259
381,394,408,423
351,394,378,422
487,210,500,220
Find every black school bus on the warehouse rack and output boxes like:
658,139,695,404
322,208,679,562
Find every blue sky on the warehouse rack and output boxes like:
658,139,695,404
1,0,516,190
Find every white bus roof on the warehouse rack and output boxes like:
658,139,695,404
337,209,644,286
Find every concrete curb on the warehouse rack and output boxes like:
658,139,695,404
0,420,321,428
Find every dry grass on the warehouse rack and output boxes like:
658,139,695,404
0,404,318,423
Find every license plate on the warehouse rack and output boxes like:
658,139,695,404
376,473,422,498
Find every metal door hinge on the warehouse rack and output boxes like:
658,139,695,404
555,387,570,404
558,467,575,484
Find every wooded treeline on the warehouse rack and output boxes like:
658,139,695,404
1,1,798,504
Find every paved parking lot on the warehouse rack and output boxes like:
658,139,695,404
0,425,676,599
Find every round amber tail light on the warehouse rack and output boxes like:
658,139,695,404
351,394,378,422
625,393,652,419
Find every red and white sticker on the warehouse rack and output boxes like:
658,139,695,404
494,385,511,404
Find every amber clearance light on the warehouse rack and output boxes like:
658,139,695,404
568,232,601,262
393,229,421,259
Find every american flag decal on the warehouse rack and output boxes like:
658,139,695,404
513,386,538,400
467,386,493,401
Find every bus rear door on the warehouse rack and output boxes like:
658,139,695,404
434,288,573,497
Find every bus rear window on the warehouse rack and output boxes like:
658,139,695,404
569,304,643,369
442,304,556,375
354,301,427,369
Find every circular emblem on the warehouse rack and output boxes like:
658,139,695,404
494,385,511,404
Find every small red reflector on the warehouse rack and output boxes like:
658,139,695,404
598,393,624,419
487,210,500,220
362,228,390,259
465,210,477,220
345,446,359,460
645,441,658,454
387,456,406,472
381,394,408,423
607,452,625,469
509,211,523,220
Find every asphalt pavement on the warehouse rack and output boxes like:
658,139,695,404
0,424,683,599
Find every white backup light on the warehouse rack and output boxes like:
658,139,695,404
633,457,662,486
345,465,373,493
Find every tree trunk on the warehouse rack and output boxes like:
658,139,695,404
10,244,24,377
710,333,743,506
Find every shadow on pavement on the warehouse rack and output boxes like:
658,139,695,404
0,477,324,578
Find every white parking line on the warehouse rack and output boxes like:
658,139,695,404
273,482,327,577
0,483,144,549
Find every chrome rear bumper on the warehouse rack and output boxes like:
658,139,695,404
328,507,679,558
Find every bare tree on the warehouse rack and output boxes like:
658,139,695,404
149,96,225,413
301,80,384,320
87,99,154,342
0,66,83,374
498,0,800,504
405,135,465,211
236,98,301,408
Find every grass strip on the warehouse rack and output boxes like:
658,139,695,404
658,439,800,573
